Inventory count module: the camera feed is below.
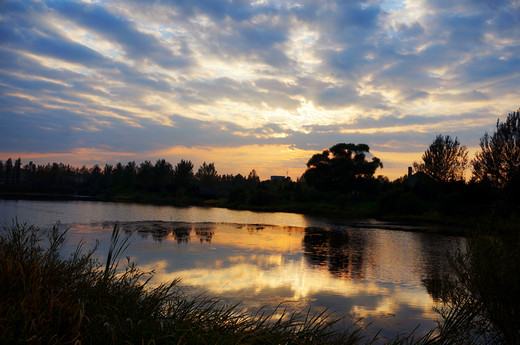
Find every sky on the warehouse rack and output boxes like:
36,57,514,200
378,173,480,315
0,0,519,180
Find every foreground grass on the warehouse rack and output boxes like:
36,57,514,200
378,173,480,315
434,216,520,345
0,222,440,345
2,220,518,344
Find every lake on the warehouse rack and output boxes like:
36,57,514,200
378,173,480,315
0,199,465,341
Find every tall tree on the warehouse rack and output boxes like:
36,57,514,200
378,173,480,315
413,134,468,182
123,161,137,189
173,160,194,189
137,160,154,191
472,110,520,188
14,158,21,184
4,158,12,184
0,161,4,183
196,162,219,189
303,143,382,191
247,169,260,183
153,159,173,192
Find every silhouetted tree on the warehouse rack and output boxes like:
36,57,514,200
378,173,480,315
137,160,154,191
24,161,36,189
123,161,137,189
413,134,468,182
0,160,4,183
88,165,103,194
14,158,21,184
220,173,245,189
196,162,219,190
473,110,520,189
173,160,194,190
153,159,173,192
113,162,124,188
247,169,260,183
103,164,114,190
303,150,331,189
303,143,383,191
4,158,12,184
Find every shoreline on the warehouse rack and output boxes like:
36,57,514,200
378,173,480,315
0,192,470,236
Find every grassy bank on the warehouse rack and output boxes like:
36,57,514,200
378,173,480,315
0,221,440,345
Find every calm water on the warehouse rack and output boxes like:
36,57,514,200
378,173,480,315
0,200,465,340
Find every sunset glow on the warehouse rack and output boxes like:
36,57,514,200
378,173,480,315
1,0,519,179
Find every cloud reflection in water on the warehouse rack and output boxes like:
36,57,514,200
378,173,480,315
65,221,464,338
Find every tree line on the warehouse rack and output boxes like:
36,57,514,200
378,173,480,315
1,109,519,221
0,158,261,200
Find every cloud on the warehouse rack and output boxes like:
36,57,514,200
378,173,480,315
396,22,425,38
1,0,519,179
48,1,192,69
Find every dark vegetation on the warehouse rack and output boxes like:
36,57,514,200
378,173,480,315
2,218,518,344
1,109,520,227
429,215,520,345
0,221,438,345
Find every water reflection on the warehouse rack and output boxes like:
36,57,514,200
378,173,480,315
303,227,366,279
415,232,465,303
0,199,321,228
58,220,465,340
1,200,466,340
102,221,217,243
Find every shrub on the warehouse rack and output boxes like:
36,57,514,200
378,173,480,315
435,216,520,344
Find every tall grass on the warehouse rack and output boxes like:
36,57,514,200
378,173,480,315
434,215,520,345
0,221,439,344
6,219,517,345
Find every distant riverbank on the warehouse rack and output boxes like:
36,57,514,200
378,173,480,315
0,191,471,235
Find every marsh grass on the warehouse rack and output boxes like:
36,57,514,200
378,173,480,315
0,221,441,345
434,215,520,345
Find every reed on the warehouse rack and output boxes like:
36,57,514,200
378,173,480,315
434,215,520,345
0,221,439,344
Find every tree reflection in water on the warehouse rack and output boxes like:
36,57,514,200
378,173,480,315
73,220,466,339
194,226,215,243
173,226,191,243
107,221,215,243
303,227,366,280
417,232,465,303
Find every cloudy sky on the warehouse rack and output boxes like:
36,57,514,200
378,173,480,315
1,0,519,179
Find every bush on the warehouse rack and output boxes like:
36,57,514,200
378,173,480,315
436,216,520,344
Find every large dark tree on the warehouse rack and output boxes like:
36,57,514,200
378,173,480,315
413,134,468,182
123,161,137,189
153,159,173,192
4,158,12,184
196,162,219,190
473,110,520,188
0,161,4,183
137,160,154,191
14,158,21,184
303,143,382,191
173,159,194,190
247,169,260,183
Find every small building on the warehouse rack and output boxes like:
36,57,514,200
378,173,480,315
407,167,434,189
270,175,285,181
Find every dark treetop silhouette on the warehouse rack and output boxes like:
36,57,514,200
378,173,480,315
302,143,383,192
413,134,468,182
